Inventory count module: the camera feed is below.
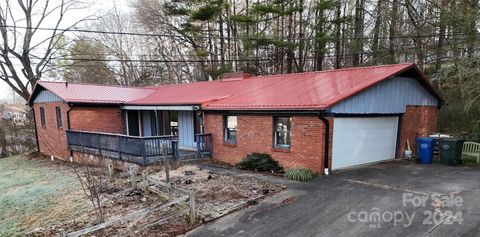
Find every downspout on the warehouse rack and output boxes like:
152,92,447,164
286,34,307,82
318,111,330,175
67,103,74,159
31,106,40,153
67,103,73,130
200,110,205,134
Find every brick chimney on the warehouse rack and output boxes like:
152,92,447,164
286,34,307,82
221,72,252,81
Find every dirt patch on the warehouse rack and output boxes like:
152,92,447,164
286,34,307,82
1,156,284,237
149,165,285,221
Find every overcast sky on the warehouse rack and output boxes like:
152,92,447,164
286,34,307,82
0,0,130,101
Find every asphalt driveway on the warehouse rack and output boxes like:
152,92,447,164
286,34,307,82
187,161,480,237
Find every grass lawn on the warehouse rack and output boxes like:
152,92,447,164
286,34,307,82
0,155,90,237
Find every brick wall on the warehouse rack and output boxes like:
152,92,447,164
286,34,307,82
204,114,332,173
70,106,124,133
34,102,70,160
34,103,124,160
398,105,439,157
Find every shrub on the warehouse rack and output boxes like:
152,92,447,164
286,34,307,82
284,168,317,182
236,153,284,173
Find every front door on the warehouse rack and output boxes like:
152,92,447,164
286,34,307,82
178,111,197,148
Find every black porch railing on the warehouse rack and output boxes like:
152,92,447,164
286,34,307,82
196,133,213,158
66,130,178,165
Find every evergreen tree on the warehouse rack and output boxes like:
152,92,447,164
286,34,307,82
62,38,117,85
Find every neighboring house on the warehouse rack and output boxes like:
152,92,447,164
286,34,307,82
28,63,443,173
1,104,27,125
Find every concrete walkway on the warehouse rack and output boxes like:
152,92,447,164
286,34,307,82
188,161,480,237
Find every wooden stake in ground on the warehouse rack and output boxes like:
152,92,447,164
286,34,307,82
107,159,114,182
142,170,149,194
129,165,137,189
161,143,170,183
188,189,196,224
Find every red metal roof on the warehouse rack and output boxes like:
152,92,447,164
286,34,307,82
30,63,442,110
33,81,155,104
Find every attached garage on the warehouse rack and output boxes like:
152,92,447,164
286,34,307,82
327,71,442,170
331,117,399,170
201,63,444,173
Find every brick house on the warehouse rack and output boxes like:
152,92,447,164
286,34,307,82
28,63,442,174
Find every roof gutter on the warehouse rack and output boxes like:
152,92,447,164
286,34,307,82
318,111,330,175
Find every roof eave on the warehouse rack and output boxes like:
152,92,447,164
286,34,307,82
27,82,41,106
324,63,444,109
28,81,69,106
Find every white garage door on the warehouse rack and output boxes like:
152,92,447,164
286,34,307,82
332,117,399,170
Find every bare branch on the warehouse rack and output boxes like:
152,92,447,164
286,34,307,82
0,0,91,100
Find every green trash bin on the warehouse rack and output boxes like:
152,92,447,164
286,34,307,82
438,138,464,165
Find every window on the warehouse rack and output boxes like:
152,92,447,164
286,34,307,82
274,117,291,148
40,107,46,128
56,107,63,128
224,115,237,144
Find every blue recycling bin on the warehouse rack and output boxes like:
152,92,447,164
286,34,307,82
416,137,435,164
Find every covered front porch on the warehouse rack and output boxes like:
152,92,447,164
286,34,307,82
123,105,201,151
66,105,213,166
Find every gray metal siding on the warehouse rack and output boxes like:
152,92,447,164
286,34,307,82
178,111,195,148
33,90,64,103
329,76,439,114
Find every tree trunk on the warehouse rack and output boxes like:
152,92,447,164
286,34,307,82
286,3,294,73
219,12,225,66
371,0,383,64
297,0,305,72
388,0,398,64
466,0,478,57
435,0,448,71
314,3,327,71
352,0,365,66
334,1,342,69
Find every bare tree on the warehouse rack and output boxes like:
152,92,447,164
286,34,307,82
0,0,90,101
74,166,105,223
88,5,172,86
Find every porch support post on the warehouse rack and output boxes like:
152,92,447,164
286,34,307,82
125,111,130,136
154,110,160,136
200,111,205,134
138,111,142,137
